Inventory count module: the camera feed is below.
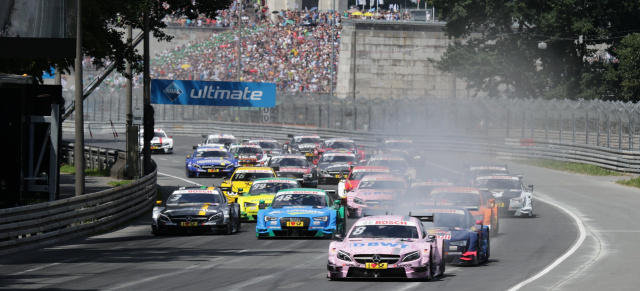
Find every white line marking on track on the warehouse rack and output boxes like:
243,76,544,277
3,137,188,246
506,191,587,290
171,160,180,163
158,172,202,186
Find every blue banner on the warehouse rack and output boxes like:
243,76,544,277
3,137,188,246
151,79,276,107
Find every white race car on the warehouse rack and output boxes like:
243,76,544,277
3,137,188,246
474,175,533,217
140,128,174,154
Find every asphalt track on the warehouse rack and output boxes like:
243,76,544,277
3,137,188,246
1,134,638,290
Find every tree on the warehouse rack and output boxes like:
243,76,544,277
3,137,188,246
0,0,232,82
431,0,640,101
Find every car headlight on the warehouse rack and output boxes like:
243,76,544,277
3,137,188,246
337,250,353,262
158,213,171,222
264,216,278,221
449,240,468,247
228,192,238,196
193,164,201,169
413,155,421,159
313,216,328,221
353,197,365,205
512,197,524,203
208,212,223,221
401,250,420,262
244,202,257,208
163,142,170,146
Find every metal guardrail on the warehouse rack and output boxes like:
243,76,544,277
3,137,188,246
0,162,157,256
61,142,119,172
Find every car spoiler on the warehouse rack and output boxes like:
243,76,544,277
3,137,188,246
363,208,391,217
408,211,434,222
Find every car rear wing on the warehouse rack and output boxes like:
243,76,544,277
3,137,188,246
408,211,434,222
363,208,392,217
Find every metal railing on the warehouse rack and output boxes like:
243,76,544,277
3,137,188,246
0,162,156,256
61,142,119,172
63,89,640,151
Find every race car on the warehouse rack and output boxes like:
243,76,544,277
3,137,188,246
284,134,321,160
185,145,239,178
195,134,238,149
248,138,283,157
263,154,315,186
474,175,534,217
407,180,455,199
337,166,391,198
412,208,490,265
140,128,174,154
255,188,347,238
314,138,366,164
367,155,416,181
151,187,241,235
219,167,277,203
236,177,300,221
314,152,359,194
463,164,510,185
327,215,445,280
380,139,424,166
428,187,499,235
346,174,407,218
229,143,265,166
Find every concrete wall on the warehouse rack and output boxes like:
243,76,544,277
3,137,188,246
336,21,475,99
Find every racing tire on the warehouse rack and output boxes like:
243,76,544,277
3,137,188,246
428,247,435,281
438,248,446,277
236,217,242,233
485,231,491,262
186,168,194,178
224,220,234,235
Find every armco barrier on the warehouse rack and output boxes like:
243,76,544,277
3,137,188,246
0,163,157,255
64,120,640,174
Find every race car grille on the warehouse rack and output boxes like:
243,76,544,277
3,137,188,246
151,143,162,147
353,254,400,265
346,267,406,278
199,165,227,170
280,217,311,228
169,215,209,223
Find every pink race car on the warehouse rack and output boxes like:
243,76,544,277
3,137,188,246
346,174,407,217
327,215,445,280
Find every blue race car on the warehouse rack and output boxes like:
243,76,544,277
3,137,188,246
256,188,347,238
412,207,490,265
186,145,239,178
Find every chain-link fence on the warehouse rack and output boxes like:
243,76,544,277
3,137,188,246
63,88,640,150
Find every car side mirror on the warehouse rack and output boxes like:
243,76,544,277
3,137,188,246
528,185,534,192
427,234,436,241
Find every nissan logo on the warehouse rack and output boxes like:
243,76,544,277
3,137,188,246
185,216,193,222
372,254,381,263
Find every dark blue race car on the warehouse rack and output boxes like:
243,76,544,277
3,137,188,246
186,145,239,178
411,207,490,265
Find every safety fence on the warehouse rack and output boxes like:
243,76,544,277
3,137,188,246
63,89,640,151
0,162,156,256
61,142,119,172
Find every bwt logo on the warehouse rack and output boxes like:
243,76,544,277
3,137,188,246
190,86,263,100
162,82,184,102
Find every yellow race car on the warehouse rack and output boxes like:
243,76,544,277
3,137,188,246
219,167,276,203
236,177,300,221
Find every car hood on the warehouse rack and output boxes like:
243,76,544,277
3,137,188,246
264,206,332,217
193,158,234,165
151,137,172,143
277,167,310,173
161,203,221,216
237,194,276,204
350,189,398,201
296,143,318,149
319,163,351,171
337,238,422,254
489,189,522,198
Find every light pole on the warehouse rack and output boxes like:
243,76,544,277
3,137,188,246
330,0,335,98
74,0,84,196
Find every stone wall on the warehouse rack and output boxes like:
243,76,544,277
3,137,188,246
336,21,474,99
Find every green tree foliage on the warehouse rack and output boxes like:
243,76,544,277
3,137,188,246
1,0,231,82
431,0,640,101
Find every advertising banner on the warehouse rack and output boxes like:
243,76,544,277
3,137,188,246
151,79,276,107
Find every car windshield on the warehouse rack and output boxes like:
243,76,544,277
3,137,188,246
271,193,327,208
386,141,413,150
208,137,237,144
248,182,297,195
233,172,275,181
270,157,309,167
256,141,279,149
433,213,472,229
325,141,355,149
166,193,222,205
196,150,228,158
349,225,419,239
429,192,481,206
350,171,387,180
154,132,167,138
368,159,407,171
358,180,406,190
294,137,319,144
475,179,522,190
235,147,263,154
320,155,356,163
